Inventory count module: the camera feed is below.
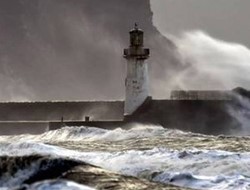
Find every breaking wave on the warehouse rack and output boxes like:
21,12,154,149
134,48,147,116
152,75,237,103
41,125,194,141
0,124,201,143
77,148,250,190
0,154,82,188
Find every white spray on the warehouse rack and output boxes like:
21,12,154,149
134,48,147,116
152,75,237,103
149,1,250,133
171,31,250,91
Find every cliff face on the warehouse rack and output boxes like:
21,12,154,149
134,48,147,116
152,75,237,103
0,0,180,101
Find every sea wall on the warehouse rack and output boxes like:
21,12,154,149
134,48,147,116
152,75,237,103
0,101,123,122
0,101,124,135
125,100,239,135
49,99,239,135
0,122,48,135
0,99,242,136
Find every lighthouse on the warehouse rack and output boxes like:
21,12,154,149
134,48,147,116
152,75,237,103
123,24,150,115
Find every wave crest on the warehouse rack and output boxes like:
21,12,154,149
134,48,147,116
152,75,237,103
0,155,81,188
0,124,196,142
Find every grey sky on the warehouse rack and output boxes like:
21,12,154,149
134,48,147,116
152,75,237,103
150,0,250,47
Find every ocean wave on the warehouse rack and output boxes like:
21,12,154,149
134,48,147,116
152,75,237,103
79,148,250,176
42,125,183,141
0,124,199,143
1,141,249,178
78,148,250,189
0,140,250,189
1,126,250,189
0,142,75,157
0,155,82,188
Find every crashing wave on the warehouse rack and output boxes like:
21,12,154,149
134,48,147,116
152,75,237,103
0,155,82,188
78,148,250,190
0,124,200,143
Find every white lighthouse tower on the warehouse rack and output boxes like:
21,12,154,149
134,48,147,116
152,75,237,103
123,24,150,115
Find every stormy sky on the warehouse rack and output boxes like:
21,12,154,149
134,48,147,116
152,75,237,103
0,0,249,101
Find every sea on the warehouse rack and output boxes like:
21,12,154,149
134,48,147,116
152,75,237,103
0,124,250,190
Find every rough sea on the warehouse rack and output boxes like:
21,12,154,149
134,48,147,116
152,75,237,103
0,124,250,190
